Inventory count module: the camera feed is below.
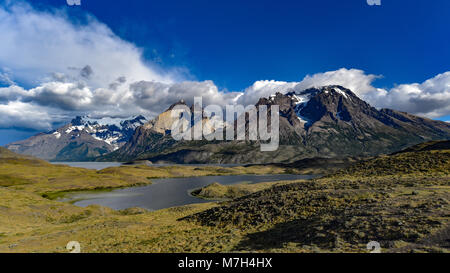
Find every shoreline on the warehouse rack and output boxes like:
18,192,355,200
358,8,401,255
55,174,318,211
37,164,308,201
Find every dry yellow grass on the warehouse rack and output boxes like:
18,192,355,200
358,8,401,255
0,154,290,196
1,147,448,253
191,180,303,200
0,149,292,253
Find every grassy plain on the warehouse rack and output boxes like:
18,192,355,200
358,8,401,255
0,144,448,253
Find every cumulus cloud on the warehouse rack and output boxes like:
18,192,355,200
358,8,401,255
237,68,450,119
0,101,55,130
1,67,449,130
0,2,177,88
0,85,27,103
234,69,387,106
378,72,450,118
129,80,241,115
292,69,449,119
0,1,182,130
25,82,94,111
236,80,298,106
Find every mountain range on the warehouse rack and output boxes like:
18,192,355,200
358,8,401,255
102,85,450,163
6,116,147,161
5,85,450,163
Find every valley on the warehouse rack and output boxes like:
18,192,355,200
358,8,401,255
0,141,448,253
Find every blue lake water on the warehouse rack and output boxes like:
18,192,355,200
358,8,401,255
62,174,316,211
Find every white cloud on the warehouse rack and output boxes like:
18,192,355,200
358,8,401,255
235,68,450,120
0,85,27,102
26,82,94,111
236,80,298,106
129,80,242,116
1,67,449,130
0,2,177,88
294,68,384,96
0,69,15,86
235,69,388,106
0,101,55,130
378,72,450,118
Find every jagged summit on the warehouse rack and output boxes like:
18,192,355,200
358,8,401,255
167,100,188,111
6,116,147,161
258,85,376,130
70,116,85,126
70,115,146,129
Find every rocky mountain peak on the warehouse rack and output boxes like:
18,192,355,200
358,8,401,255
253,85,367,130
70,116,85,126
167,100,188,111
6,115,147,161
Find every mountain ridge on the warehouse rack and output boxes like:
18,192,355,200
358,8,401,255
102,85,450,163
6,115,147,161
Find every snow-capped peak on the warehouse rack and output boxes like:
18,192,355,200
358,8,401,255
322,86,349,99
284,86,351,127
71,115,146,130
62,115,147,150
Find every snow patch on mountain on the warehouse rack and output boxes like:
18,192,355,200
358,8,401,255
286,90,315,125
65,126,85,134
60,115,147,150
331,86,349,99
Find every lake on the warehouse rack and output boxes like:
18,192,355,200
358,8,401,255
51,162,122,170
61,174,316,211
51,162,247,170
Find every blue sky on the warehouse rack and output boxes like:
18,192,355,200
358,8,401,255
0,0,449,145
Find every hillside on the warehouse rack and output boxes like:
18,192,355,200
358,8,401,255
182,145,450,252
0,147,51,188
393,140,450,154
0,147,21,159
